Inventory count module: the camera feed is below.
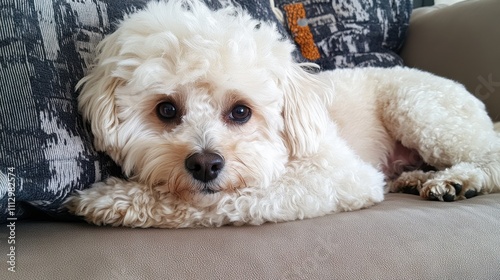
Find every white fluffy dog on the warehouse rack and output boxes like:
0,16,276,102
65,0,500,228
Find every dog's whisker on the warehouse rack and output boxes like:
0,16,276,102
235,169,248,189
233,155,251,173
223,165,248,192
233,156,252,188
165,167,178,195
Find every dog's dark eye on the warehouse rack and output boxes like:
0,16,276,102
157,102,177,120
229,105,251,124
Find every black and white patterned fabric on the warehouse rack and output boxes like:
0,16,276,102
0,0,287,222
0,0,410,222
274,0,412,69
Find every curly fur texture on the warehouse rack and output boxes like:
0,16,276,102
65,0,500,228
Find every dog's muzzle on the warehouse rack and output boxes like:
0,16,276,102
185,152,225,184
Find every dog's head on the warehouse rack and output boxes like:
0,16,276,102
78,0,328,202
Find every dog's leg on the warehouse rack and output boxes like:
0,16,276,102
64,177,211,228
380,67,500,201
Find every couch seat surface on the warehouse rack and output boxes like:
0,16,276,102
3,193,500,279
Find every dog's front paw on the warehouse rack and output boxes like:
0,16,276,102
65,180,155,227
65,188,128,226
420,180,479,201
64,178,193,228
391,169,483,202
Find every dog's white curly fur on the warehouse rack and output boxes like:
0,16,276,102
65,0,500,228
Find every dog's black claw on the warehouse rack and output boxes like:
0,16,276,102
443,193,455,202
464,189,478,199
450,183,463,195
428,192,439,201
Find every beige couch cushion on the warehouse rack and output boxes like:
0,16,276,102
6,193,500,279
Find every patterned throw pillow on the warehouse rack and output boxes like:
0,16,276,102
273,0,412,69
0,0,289,222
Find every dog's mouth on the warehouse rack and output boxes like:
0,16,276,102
200,183,220,194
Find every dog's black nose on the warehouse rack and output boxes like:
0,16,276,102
185,152,225,182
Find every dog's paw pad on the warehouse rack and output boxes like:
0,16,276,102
442,193,455,202
450,182,463,195
464,189,478,199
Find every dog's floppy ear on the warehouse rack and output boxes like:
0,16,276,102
77,32,124,158
279,64,329,158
